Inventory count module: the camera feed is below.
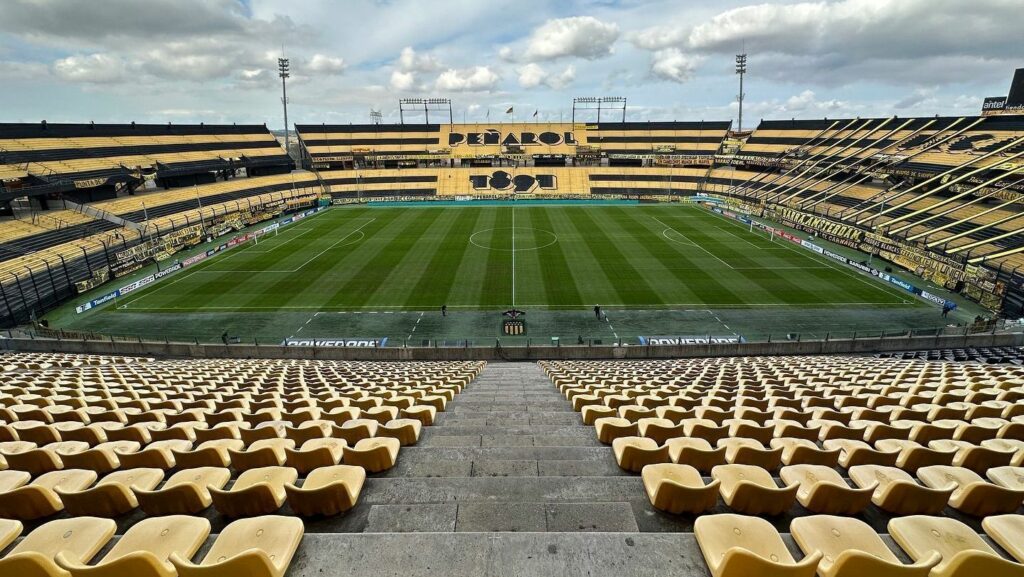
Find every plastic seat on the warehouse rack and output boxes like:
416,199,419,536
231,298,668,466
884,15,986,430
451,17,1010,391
711,464,798,516
116,439,191,470
57,440,140,474
229,439,294,472
823,439,899,468
983,515,1024,564
170,515,304,577
401,405,436,426
135,467,231,516
681,419,729,444
4,440,89,475
210,466,297,518
331,419,378,443
890,515,1024,577
581,405,616,425
771,438,840,466
637,418,686,444
172,439,244,468
719,438,783,470
612,437,671,473
285,464,366,516
665,437,726,473
55,515,210,577
343,437,400,473
284,438,346,475
0,518,21,550
983,439,1024,466
641,463,719,514
780,465,874,515
930,439,1016,474
695,513,821,577
58,468,164,517
987,466,1024,493
594,417,638,444
876,439,957,474
0,516,115,577
917,465,1024,517
848,465,953,516
791,515,939,577
378,418,422,446
283,420,331,446
0,468,97,520
0,469,31,492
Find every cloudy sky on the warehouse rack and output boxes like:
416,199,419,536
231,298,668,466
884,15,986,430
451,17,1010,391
0,0,1020,128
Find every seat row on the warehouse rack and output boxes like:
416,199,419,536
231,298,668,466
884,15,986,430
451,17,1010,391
696,513,1024,577
0,418,409,472
0,514,302,577
642,461,1024,517
591,408,1024,443
613,430,1024,471
0,461,369,520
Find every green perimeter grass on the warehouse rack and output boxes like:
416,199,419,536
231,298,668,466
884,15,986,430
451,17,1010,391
105,204,918,313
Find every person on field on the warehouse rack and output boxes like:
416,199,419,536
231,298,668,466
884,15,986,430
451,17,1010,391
441,305,447,317
594,305,601,320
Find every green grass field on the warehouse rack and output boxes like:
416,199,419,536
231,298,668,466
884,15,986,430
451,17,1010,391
117,204,915,311
59,203,951,344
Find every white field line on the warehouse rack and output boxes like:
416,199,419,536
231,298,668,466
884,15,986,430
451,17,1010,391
699,207,913,304
120,301,913,312
120,214,369,310
249,227,314,253
712,224,764,249
511,206,516,307
652,216,735,270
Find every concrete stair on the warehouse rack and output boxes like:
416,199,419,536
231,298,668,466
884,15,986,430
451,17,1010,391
278,362,723,576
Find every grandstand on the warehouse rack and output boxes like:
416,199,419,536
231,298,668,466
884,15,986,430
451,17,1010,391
0,112,1018,334
0,348,1023,576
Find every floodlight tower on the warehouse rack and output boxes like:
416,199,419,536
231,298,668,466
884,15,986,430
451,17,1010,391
735,53,747,132
278,57,291,153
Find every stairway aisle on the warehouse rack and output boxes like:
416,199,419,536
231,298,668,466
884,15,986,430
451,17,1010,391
290,362,713,577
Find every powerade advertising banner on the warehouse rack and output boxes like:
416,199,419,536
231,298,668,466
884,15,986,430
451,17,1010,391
639,336,744,345
708,206,957,311
75,207,327,314
281,338,388,347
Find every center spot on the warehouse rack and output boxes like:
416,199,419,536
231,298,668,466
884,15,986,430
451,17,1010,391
469,227,559,252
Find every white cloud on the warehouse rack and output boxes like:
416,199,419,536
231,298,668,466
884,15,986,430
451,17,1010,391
650,49,700,84
397,46,441,72
52,53,127,83
434,66,500,92
507,16,619,62
629,25,689,52
517,63,575,89
389,69,416,91
308,54,346,74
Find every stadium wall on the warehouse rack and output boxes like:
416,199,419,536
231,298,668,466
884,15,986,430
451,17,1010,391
321,167,712,198
3,331,1020,361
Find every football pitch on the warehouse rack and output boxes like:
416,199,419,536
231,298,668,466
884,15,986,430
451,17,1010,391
61,203,949,344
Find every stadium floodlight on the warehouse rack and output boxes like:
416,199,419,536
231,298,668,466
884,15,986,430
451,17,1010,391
370,109,383,125
398,98,453,125
278,58,291,153
572,97,627,123
735,54,747,132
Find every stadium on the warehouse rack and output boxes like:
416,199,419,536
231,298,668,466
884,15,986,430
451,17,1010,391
0,1,1023,576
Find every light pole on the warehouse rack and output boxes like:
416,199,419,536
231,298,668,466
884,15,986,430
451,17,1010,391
278,58,291,155
735,54,747,132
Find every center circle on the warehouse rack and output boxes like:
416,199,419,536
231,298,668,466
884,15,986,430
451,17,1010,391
469,227,559,252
